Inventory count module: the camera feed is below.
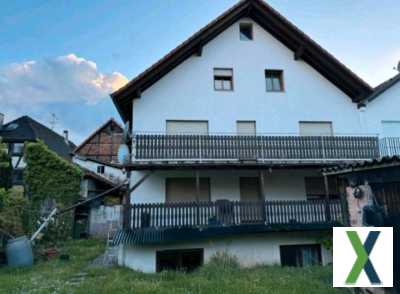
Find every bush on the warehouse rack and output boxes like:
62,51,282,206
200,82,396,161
0,187,28,238
200,251,240,275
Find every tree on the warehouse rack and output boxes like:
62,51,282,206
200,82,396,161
0,139,11,189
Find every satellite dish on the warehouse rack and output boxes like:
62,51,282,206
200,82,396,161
117,144,130,164
123,121,132,143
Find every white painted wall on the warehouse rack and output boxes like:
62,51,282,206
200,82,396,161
118,231,332,273
130,169,319,204
73,157,126,183
131,18,364,136
363,82,400,136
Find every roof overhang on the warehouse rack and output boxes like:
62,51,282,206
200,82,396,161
111,0,373,122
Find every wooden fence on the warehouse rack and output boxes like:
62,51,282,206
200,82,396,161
134,134,379,161
124,199,344,230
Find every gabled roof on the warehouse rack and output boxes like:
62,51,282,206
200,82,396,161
0,115,75,159
111,0,373,122
74,118,124,164
359,73,400,105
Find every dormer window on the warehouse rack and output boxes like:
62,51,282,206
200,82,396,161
240,23,253,41
214,68,233,91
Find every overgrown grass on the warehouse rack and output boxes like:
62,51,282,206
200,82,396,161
0,239,347,294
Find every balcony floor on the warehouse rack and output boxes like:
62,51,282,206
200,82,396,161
113,221,342,246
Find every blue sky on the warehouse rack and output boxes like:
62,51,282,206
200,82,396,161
1,0,399,143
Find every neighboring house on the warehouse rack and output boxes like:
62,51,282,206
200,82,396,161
0,114,75,187
357,73,400,157
73,119,127,238
110,0,396,272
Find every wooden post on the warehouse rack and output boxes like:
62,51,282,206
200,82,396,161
259,170,267,222
323,174,331,221
195,170,200,225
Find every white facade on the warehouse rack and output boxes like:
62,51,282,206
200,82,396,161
73,156,126,184
132,19,365,136
118,232,332,273
118,17,397,272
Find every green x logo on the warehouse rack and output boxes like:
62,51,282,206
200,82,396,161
346,231,381,285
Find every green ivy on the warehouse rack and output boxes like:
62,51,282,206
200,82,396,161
24,141,82,244
0,139,11,189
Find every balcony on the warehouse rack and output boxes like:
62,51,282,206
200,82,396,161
124,199,345,231
380,137,400,157
132,133,380,165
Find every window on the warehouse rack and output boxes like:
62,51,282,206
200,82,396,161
214,68,233,91
12,143,24,155
280,244,322,267
166,120,208,135
156,249,204,272
304,177,339,200
97,165,105,174
265,70,284,92
239,23,253,41
166,178,210,203
299,122,333,136
237,121,256,136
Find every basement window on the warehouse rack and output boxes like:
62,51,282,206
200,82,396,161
240,23,253,41
156,249,204,272
280,244,322,267
214,68,233,91
265,70,284,92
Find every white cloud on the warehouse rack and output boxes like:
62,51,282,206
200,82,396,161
0,53,128,107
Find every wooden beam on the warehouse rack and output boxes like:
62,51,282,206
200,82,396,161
294,45,305,60
195,45,203,57
195,170,200,202
259,170,267,200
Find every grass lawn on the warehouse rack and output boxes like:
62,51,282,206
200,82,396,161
0,239,347,294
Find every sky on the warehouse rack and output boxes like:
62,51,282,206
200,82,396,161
0,0,399,144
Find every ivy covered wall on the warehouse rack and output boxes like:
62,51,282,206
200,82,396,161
24,141,82,243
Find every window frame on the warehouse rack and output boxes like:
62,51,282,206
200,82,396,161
213,68,234,92
265,69,284,92
97,165,105,174
236,120,257,136
299,121,333,136
239,22,253,41
280,244,322,267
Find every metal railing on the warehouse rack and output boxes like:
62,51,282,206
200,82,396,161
380,137,400,157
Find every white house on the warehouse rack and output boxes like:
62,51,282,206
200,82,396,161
110,0,397,273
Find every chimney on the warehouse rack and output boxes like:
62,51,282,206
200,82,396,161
0,113,4,129
63,130,69,144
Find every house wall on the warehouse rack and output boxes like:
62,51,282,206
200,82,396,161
131,18,364,135
130,169,319,204
73,157,126,183
89,205,123,237
363,81,400,136
118,231,332,273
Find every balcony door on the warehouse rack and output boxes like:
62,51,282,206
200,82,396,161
239,177,264,223
166,120,208,135
299,122,333,136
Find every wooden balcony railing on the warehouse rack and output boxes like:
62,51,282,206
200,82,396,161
380,137,400,157
124,199,344,230
133,134,379,161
